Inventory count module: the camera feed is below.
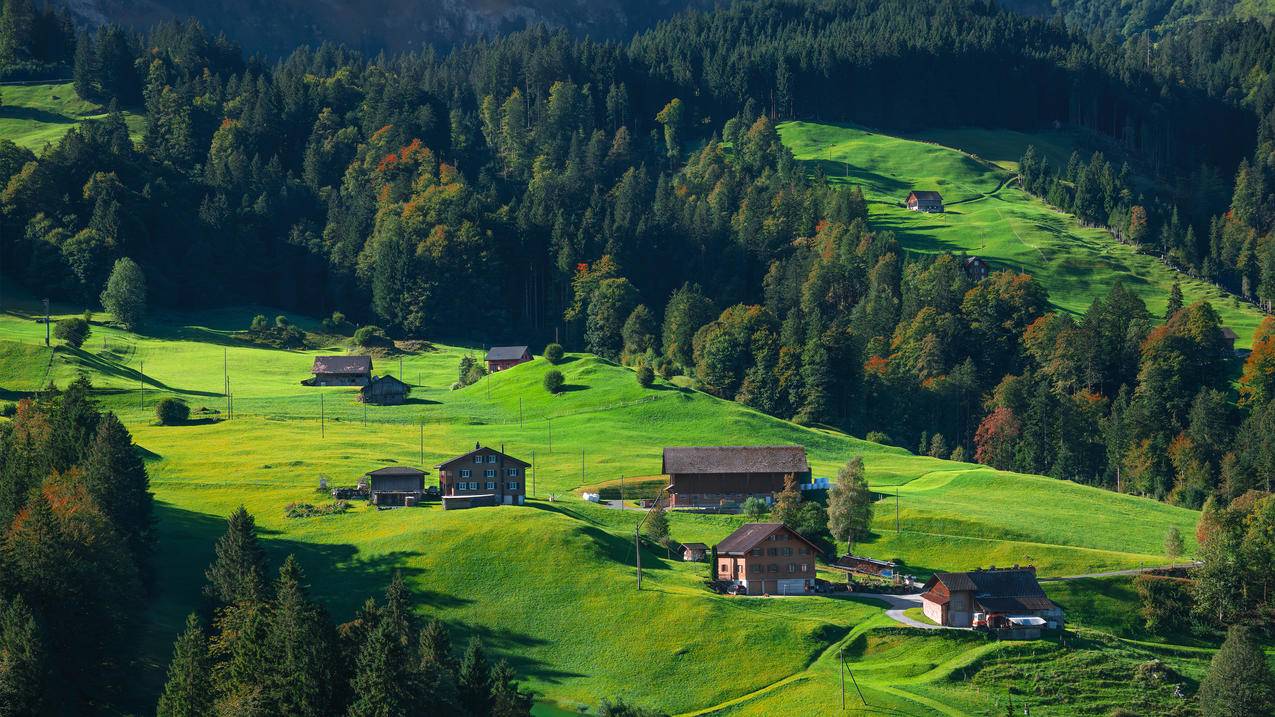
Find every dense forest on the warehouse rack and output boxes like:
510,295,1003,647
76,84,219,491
2,0,1275,511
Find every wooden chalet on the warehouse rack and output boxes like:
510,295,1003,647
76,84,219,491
435,443,530,509
963,256,990,281
309,355,372,386
906,190,944,212
714,523,819,595
920,566,1062,634
485,346,532,372
1221,326,1239,355
681,543,708,562
366,466,428,507
662,445,810,509
360,374,410,405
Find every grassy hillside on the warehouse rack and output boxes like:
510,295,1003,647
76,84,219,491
778,121,1267,347
0,296,1209,713
0,81,145,151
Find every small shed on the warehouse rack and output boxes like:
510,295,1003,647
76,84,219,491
906,190,944,213
485,346,532,372
360,375,411,405
1220,326,1239,355
366,466,428,507
681,543,708,562
963,256,990,281
310,355,372,386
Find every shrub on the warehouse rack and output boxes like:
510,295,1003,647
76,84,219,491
321,311,351,335
636,365,655,388
741,496,768,519
250,314,268,332
949,445,969,462
0,402,15,418
155,397,190,425
866,431,892,446
353,325,391,348
543,369,565,394
54,317,91,348
543,343,564,364
285,501,351,518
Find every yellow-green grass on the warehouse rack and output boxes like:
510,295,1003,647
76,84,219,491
0,300,1205,713
778,121,1267,347
906,126,1085,172
0,81,145,151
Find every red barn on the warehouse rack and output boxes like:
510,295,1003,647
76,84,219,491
485,346,532,372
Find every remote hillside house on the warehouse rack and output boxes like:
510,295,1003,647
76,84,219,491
663,445,810,508
681,543,708,562
906,190,944,212
485,346,532,372
714,523,820,595
366,466,429,507
963,256,990,281
309,355,372,386
1221,326,1239,355
436,443,530,509
360,375,410,405
920,567,1063,633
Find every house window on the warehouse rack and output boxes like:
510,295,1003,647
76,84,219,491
459,469,471,478
787,563,796,573
800,564,809,573
767,564,779,573
798,547,809,555
485,481,496,490
749,564,761,573
506,482,519,491
750,548,763,556
473,455,483,464
484,469,496,478
506,468,518,477
719,564,728,573
782,548,793,556
487,455,497,463
767,548,778,556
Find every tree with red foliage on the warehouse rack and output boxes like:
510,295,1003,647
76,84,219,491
974,406,1021,470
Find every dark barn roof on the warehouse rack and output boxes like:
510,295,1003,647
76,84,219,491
363,374,410,391
312,355,372,374
681,542,708,550
1221,327,1238,340
366,466,428,477
909,190,943,202
923,568,1056,613
714,523,822,556
662,445,809,475
435,444,531,470
486,346,530,361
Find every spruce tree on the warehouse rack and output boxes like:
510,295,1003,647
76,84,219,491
156,613,213,717
47,376,100,472
1166,282,1184,319
347,618,415,717
204,506,268,605
1198,624,1275,716
381,572,415,652
489,659,532,717
418,619,459,714
0,594,48,717
82,411,153,567
457,637,493,717
263,556,333,717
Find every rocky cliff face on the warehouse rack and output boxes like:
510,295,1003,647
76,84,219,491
53,0,708,55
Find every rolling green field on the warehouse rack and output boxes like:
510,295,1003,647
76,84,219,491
0,292,1210,714
779,121,1267,347
0,81,145,151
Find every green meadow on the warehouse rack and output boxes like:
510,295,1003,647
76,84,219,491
0,81,145,151
0,291,1209,714
778,121,1267,347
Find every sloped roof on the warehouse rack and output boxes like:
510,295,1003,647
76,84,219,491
366,466,428,477
1221,327,1238,340
924,568,1055,612
681,543,708,550
662,445,809,475
312,355,372,374
435,444,531,469
714,523,822,556
909,190,943,202
486,346,530,361
363,374,410,391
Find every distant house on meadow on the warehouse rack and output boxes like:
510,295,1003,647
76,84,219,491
662,445,810,509
1220,326,1239,355
485,346,532,372
906,190,944,213
714,523,819,595
360,374,410,405
681,543,708,562
309,355,372,386
366,466,428,507
963,256,990,281
920,566,1062,633
836,554,896,577
436,443,530,509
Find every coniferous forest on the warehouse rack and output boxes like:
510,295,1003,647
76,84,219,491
3,0,1275,709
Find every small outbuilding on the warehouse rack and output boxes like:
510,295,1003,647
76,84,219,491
309,355,372,386
681,543,708,562
485,346,532,372
1220,326,1239,355
366,466,429,507
360,374,411,405
906,190,944,213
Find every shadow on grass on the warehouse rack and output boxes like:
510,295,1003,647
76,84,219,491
557,384,589,393
0,105,77,125
60,346,222,398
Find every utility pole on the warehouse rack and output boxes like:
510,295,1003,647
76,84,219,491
581,448,585,483
547,417,552,453
42,298,49,346
519,398,523,428
896,486,900,535
224,348,229,418
620,474,624,510
418,419,424,465
635,526,642,590
839,645,845,711
531,450,536,497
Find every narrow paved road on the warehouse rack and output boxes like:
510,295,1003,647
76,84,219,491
871,593,955,630
1038,562,1199,582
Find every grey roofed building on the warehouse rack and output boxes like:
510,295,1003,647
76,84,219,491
661,445,810,475
311,355,372,374
485,345,530,361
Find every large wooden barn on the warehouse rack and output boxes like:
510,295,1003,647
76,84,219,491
662,445,810,509
920,566,1063,634
309,355,372,386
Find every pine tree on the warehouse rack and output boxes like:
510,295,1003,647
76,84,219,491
204,506,268,605
457,637,493,717
47,375,100,472
263,556,333,717
1166,282,1184,319
82,411,153,567
0,0,36,65
381,572,415,653
418,619,458,714
347,618,415,717
1198,624,1275,716
0,594,48,717
156,614,213,717
489,659,532,717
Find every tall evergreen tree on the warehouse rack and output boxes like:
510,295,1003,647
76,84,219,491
0,594,48,717
82,411,153,568
204,506,268,605
1198,624,1275,716
347,617,416,717
263,556,334,717
457,637,493,717
156,614,213,717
